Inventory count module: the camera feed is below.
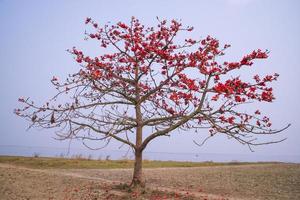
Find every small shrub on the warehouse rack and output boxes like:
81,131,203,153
105,155,111,161
33,152,40,158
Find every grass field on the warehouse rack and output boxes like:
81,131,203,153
0,155,277,169
0,156,299,199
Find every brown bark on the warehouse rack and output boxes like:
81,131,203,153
131,149,145,187
131,102,145,188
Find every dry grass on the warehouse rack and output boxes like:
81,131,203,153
61,163,300,200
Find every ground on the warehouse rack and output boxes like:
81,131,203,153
0,157,299,199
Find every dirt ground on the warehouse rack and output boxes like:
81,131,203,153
0,163,299,200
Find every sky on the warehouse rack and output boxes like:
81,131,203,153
0,0,299,162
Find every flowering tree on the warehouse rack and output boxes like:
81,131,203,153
16,17,289,187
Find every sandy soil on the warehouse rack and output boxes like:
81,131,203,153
0,163,299,199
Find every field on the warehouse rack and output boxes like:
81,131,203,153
0,156,299,199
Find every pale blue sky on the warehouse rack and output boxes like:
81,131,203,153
0,0,299,161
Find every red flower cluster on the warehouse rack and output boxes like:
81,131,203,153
219,115,236,124
66,17,279,132
214,78,248,95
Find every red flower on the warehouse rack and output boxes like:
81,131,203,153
214,75,220,82
117,22,128,29
253,75,260,83
18,97,25,102
235,96,242,102
219,115,226,122
92,70,101,78
256,120,261,126
170,92,179,101
212,94,219,101
187,27,194,31
51,76,58,81
228,117,235,124
255,110,261,115
256,51,268,59
261,91,273,102
85,17,91,24
227,62,240,69
214,83,226,93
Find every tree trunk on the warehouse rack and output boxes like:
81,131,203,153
131,149,145,188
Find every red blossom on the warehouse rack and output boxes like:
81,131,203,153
187,27,194,31
92,70,101,78
85,17,91,24
117,22,128,29
235,95,242,102
18,97,25,102
212,94,219,101
261,91,273,102
228,116,235,124
228,62,240,69
256,120,261,126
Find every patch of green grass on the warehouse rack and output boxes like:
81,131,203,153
0,155,278,169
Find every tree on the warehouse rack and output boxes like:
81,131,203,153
15,17,289,188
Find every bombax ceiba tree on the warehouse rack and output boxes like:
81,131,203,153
15,17,289,187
